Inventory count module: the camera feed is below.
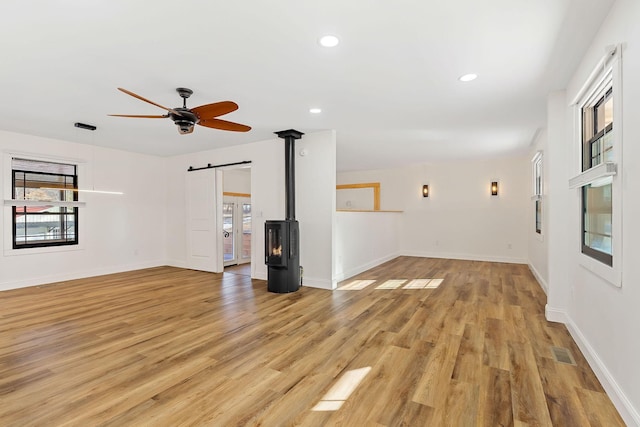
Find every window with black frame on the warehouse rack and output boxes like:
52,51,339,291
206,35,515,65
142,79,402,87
12,158,78,249
580,85,613,266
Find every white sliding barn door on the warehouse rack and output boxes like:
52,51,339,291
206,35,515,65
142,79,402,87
185,169,224,273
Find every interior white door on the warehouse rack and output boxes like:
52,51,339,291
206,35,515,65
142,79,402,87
185,169,223,273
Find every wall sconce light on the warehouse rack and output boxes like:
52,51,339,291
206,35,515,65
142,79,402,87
491,181,499,196
422,184,429,197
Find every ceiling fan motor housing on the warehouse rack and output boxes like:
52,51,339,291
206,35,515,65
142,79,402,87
171,108,198,134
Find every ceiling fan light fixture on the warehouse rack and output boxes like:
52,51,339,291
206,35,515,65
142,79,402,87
176,120,195,134
110,87,251,134
459,73,478,82
319,35,339,47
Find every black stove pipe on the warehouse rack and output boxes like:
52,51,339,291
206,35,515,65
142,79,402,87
275,129,304,220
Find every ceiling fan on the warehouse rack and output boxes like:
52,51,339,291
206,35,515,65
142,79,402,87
109,87,251,135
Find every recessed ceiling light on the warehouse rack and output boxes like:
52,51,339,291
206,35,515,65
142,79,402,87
309,108,322,114
319,35,339,47
459,73,478,82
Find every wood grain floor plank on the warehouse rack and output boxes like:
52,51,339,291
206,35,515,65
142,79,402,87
0,257,625,426
477,365,514,427
508,340,553,427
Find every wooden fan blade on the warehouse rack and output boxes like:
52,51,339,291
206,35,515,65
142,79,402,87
191,101,238,120
108,114,169,118
198,118,251,132
117,88,183,116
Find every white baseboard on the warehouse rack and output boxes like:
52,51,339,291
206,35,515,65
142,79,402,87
301,276,333,290
166,258,187,269
401,250,527,265
545,304,569,324
528,263,548,294
545,305,640,426
333,252,400,283
0,259,166,292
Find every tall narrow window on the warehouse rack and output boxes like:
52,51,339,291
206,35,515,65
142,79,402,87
569,45,621,285
580,82,613,266
12,158,79,249
568,44,623,276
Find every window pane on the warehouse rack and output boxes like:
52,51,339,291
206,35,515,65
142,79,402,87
12,158,76,175
242,203,251,259
582,85,613,172
583,180,612,257
223,202,234,262
14,211,77,246
242,203,251,233
591,139,601,166
602,132,614,162
596,95,613,133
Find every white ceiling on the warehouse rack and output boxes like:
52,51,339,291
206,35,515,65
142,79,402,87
0,0,614,171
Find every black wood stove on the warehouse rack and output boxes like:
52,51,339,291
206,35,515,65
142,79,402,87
265,129,304,293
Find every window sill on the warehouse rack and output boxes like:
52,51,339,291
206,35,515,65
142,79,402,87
4,244,84,257
3,199,86,208
568,162,617,189
579,253,621,288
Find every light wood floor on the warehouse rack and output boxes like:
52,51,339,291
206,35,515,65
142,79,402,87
0,257,624,426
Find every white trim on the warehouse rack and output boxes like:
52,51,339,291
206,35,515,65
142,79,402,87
4,199,86,208
555,309,640,427
570,44,618,106
3,149,87,165
301,276,334,291
0,259,166,291
545,304,569,324
568,162,617,189
579,253,622,288
332,252,400,284
528,263,548,294
401,251,527,265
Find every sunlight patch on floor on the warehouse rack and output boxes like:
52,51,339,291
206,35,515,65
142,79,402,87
403,278,443,289
337,278,444,291
337,280,376,290
312,367,372,412
425,278,443,288
375,279,407,289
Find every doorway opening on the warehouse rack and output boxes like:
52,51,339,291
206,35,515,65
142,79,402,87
222,167,252,274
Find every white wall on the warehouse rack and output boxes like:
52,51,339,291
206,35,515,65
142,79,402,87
336,187,375,210
545,1,640,424
0,130,167,290
528,130,549,292
166,130,337,289
295,131,337,289
223,168,251,194
338,156,529,264
334,211,401,283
